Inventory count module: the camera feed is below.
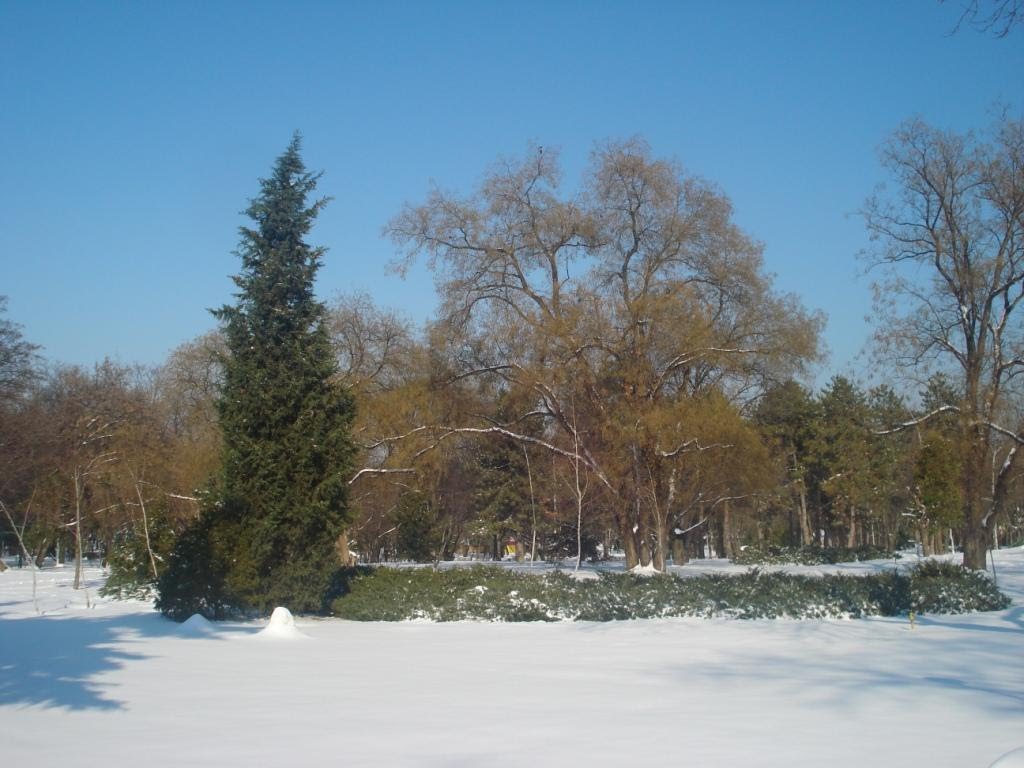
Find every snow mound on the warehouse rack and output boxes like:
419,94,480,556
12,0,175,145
181,613,216,635
257,606,308,640
628,564,661,578
991,747,1024,767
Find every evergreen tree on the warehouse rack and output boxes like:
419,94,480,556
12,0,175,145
913,433,963,543
810,377,874,547
864,385,913,543
755,380,819,546
392,491,440,563
159,135,354,618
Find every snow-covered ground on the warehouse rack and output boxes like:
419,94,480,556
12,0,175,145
2,551,1023,767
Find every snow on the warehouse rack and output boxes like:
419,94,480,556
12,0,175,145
991,748,1024,768
181,613,216,635
628,563,661,576
257,606,308,640
2,550,1023,767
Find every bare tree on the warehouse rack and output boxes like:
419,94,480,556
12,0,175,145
387,139,821,569
0,297,42,567
327,292,415,394
864,114,1024,569
69,416,117,589
0,296,40,403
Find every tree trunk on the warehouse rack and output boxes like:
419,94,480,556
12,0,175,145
134,479,160,581
622,532,640,569
846,506,857,549
335,529,357,567
611,502,641,569
523,446,538,564
721,499,735,560
639,536,652,568
73,468,84,590
572,436,584,572
628,444,650,569
962,521,988,569
671,537,687,565
685,517,704,560
962,451,990,570
798,487,812,546
652,514,668,571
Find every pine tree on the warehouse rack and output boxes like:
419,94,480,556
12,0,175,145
755,380,819,546
810,376,874,548
159,135,354,618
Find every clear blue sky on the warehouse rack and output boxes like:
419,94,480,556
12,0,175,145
1,0,1020,388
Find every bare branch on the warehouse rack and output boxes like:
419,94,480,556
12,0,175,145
658,440,733,459
167,493,201,502
874,405,961,434
348,468,417,485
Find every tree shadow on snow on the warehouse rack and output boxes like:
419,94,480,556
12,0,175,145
665,620,1023,718
917,606,1024,634
0,610,206,711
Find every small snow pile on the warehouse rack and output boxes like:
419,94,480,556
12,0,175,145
257,606,308,640
991,747,1024,768
181,613,216,636
628,563,661,578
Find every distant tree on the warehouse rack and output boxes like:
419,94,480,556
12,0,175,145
912,432,964,554
905,374,965,554
159,134,355,617
755,380,819,546
327,292,414,396
810,377,876,548
465,416,535,560
0,298,40,568
158,331,224,442
864,115,1024,569
0,297,39,403
155,332,225,493
863,385,914,549
391,491,440,562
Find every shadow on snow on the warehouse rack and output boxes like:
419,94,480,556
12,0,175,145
667,616,1024,718
0,610,234,711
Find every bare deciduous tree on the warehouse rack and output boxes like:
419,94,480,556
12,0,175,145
387,139,822,569
864,114,1024,569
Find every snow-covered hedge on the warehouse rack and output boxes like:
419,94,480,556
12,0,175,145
731,544,897,566
330,562,1009,622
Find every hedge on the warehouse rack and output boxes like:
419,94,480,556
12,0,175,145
731,544,897,566
330,561,1009,622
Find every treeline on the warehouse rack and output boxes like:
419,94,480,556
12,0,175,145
2,116,1023,591
2,303,1020,581
0,330,221,585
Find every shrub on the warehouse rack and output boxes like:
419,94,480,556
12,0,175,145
909,560,1011,614
732,544,897,566
100,510,175,600
155,503,254,621
330,561,1009,622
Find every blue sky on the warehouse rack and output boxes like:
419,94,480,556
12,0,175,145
1,0,1020,388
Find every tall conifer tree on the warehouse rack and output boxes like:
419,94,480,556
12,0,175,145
159,135,354,617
